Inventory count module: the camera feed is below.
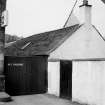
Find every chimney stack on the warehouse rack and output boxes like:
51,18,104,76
79,0,92,24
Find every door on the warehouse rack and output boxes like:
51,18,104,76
4,57,26,95
60,60,72,99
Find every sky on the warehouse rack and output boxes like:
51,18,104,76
6,0,105,37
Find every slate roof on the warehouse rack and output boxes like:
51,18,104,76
5,24,80,56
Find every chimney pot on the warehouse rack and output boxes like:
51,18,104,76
83,0,88,5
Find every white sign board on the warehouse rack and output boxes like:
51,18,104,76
1,10,8,27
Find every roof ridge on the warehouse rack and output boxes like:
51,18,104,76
22,24,80,39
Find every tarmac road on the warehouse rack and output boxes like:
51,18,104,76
0,94,85,105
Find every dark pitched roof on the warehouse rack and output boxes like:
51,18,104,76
5,24,81,56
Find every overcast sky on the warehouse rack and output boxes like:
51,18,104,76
6,0,105,37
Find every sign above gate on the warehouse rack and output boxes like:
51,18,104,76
8,63,24,66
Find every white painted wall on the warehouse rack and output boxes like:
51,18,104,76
49,24,105,60
48,61,60,96
72,61,105,105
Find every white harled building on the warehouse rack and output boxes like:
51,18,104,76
48,0,105,105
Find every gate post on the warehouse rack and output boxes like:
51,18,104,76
0,0,12,102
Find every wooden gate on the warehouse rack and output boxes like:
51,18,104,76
4,56,48,96
60,60,72,99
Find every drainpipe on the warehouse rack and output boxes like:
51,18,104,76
0,0,12,102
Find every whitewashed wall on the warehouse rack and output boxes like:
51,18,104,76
49,24,105,60
48,61,60,96
72,61,105,105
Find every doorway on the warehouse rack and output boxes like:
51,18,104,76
60,60,72,99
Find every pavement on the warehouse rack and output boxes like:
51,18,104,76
0,94,86,105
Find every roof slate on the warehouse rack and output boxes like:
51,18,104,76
5,24,80,56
